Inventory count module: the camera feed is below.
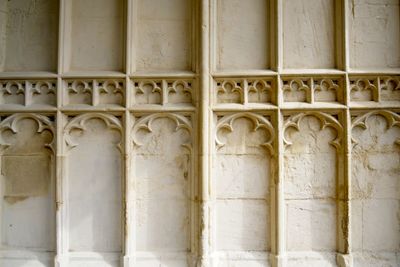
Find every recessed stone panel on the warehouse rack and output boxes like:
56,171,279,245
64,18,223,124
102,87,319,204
66,116,122,257
349,0,400,69
214,115,272,255
133,115,192,256
284,114,339,264
135,0,192,72
0,115,55,252
351,112,400,265
68,0,124,71
283,0,335,69
216,0,269,70
216,199,268,251
0,0,58,72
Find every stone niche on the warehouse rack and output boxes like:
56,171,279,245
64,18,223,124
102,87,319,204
65,114,123,267
0,0,58,72
213,113,273,266
284,113,341,267
132,114,194,266
351,111,400,267
0,114,55,267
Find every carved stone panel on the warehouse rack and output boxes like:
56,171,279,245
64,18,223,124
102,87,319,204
0,80,25,106
284,112,342,266
351,111,400,267
30,81,57,107
214,113,274,266
64,79,125,108
65,80,93,106
133,80,162,105
380,76,400,101
350,76,400,103
65,114,122,267
313,78,341,102
0,114,55,266
132,114,193,264
349,77,379,102
282,78,311,103
0,80,57,108
282,77,343,104
133,79,194,106
215,78,274,105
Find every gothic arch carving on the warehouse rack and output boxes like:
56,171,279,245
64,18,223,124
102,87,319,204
64,113,122,151
216,80,243,103
349,78,379,101
247,79,272,102
0,113,55,153
31,81,56,95
132,113,192,152
352,110,400,146
215,112,275,155
282,78,311,102
166,80,193,98
313,78,340,102
0,81,25,95
283,112,343,150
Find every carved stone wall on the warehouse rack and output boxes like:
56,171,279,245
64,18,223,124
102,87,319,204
0,1,399,267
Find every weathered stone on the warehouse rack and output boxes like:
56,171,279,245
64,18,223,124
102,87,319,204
0,1,399,267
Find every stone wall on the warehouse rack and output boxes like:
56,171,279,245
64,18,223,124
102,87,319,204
0,0,399,267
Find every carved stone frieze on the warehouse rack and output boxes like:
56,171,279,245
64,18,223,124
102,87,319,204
349,76,400,103
215,78,273,105
64,79,125,107
0,80,56,107
133,79,194,106
282,77,342,104
349,77,379,102
379,76,400,102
